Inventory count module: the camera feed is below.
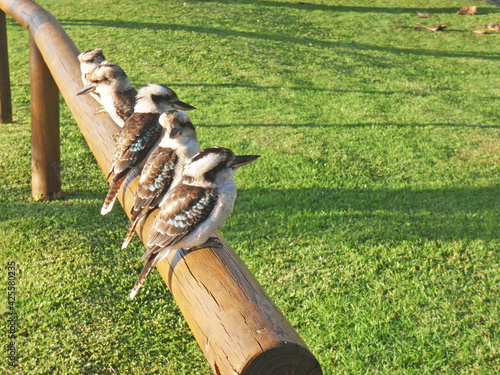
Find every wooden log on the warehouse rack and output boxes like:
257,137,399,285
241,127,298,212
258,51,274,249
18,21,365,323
0,0,323,374
29,31,61,200
154,235,323,375
0,10,12,123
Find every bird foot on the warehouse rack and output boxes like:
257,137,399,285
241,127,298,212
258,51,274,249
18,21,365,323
94,106,106,115
188,237,223,251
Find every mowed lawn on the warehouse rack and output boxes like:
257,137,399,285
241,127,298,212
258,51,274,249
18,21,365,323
1,0,499,373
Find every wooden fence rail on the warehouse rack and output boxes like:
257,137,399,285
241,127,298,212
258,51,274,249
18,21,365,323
0,1,323,374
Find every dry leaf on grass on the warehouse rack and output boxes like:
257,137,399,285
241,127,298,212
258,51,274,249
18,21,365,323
486,23,500,31
416,11,430,18
457,6,477,15
473,29,487,34
424,24,447,31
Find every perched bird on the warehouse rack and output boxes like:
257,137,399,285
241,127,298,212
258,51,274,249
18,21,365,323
77,48,106,86
76,62,137,127
130,147,260,298
77,48,106,105
121,110,200,250
101,84,196,216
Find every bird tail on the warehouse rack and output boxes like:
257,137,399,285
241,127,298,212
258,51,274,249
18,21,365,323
121,215,140,250
101,171,128,215
122,208,155,250
140,245,159,262
130,253,157,299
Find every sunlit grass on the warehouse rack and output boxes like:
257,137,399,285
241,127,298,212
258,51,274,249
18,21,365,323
1,0,499,373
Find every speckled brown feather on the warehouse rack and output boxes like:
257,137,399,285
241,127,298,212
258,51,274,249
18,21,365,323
130,253,157,299
132,147,178,217
121,147,178,248
108,112,163,177
102,112,164,215
101,169,129,214
112,87,137,122
142,184,218,261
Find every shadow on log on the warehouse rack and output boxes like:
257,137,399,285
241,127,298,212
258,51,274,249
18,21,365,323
0,0,323,373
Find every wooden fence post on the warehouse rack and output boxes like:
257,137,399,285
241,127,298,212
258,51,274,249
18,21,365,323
0,9,12,123
29,31,61,200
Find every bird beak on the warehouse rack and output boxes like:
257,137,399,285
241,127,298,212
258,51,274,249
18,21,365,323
169,128,182,139
172,100,196,111
76,83,97,96
229,155,260,169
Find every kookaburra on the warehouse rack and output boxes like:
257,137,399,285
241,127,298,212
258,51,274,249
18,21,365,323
121,110,200,250
101,84,196,216
77,48,106,105
76,62,137,127
130,147,259,298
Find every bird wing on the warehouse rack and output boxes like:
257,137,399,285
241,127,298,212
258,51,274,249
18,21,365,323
131,146,178,218
114,87,137,121
145,184,218,255
111,112,163,175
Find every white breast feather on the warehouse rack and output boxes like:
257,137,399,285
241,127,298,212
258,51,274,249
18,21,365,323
97,86,125,126
157,138,201,207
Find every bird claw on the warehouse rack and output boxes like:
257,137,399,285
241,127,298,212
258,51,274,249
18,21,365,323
94,106,106,115
188,237,223,251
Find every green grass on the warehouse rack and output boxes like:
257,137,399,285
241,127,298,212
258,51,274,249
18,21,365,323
1,0,500,373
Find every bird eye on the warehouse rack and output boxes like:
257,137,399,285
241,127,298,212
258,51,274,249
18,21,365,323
152,94,172,104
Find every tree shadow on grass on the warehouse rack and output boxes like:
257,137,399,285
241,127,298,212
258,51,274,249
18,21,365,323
1,183,499,360
61,19,500,62
184,0,498,15
200,122,500,129
2,183,499,297
2,183,499,255
231,185,500,246
164,82,445,98
0,185,173,310
0,188,196,373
